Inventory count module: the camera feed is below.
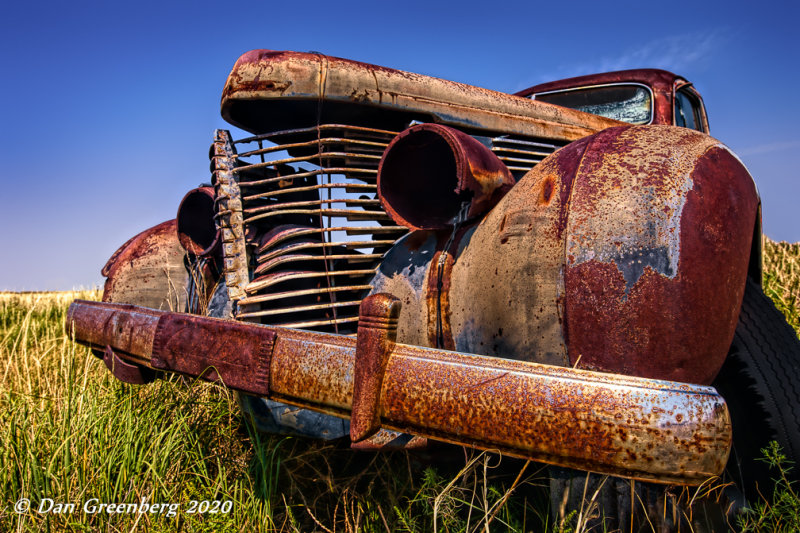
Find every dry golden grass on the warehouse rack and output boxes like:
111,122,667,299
763,236,800,335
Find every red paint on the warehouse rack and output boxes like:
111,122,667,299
565,145,757,384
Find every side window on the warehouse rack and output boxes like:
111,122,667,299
674,89,705,132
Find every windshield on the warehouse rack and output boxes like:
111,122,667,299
535,84,652,125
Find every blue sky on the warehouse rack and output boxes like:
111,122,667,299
1,0,797,290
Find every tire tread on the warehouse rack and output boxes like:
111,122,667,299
720,278,800,462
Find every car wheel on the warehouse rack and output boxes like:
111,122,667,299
713,277,800,501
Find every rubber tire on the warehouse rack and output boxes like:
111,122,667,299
550,278,800,530
712,277,800,501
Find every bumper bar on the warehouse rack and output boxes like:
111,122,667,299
66,295,730,485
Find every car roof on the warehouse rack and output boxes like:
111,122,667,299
515,69,686,98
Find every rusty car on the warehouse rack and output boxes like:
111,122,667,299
67,50,800,528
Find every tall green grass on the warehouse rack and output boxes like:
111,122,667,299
0,291,280,531
736,441,800,532
0,292,551,531
1,236,798,531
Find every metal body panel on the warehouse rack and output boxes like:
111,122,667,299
369,232,436,348
563,126,758,383
221,50,620,141
447,149,574,365
101,219,189,312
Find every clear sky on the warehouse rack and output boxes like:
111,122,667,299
1,0,797,291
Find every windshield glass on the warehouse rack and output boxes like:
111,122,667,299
535,85,652,124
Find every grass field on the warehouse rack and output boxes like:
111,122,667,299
1,237,798,532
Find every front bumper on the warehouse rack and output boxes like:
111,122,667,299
67,294,731,486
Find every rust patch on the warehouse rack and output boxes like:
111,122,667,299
564,129,758,384
102,220,178,285
425,250,456,350
540,176,554,204
554,136,591,238
151,313,275,395
101,233,139,278
425,225,472,350
101,219,190,312
350,294,401,442
351,429,427,450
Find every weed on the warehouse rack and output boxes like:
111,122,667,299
737,442,800,532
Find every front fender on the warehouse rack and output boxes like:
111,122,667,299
102,219,190,311
557,125,758,383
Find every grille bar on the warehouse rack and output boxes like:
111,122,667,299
263,316,361,329
490,136,562,178
238,285,374,306
237,299,363,319
258,240,396,262
244,183,376,202
244,208,393,225
237,137,391,158
239,168,377,188
246,269,380,294
244,197,382,215
256,226,404,253
233,151,382,172
254,253,385,276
